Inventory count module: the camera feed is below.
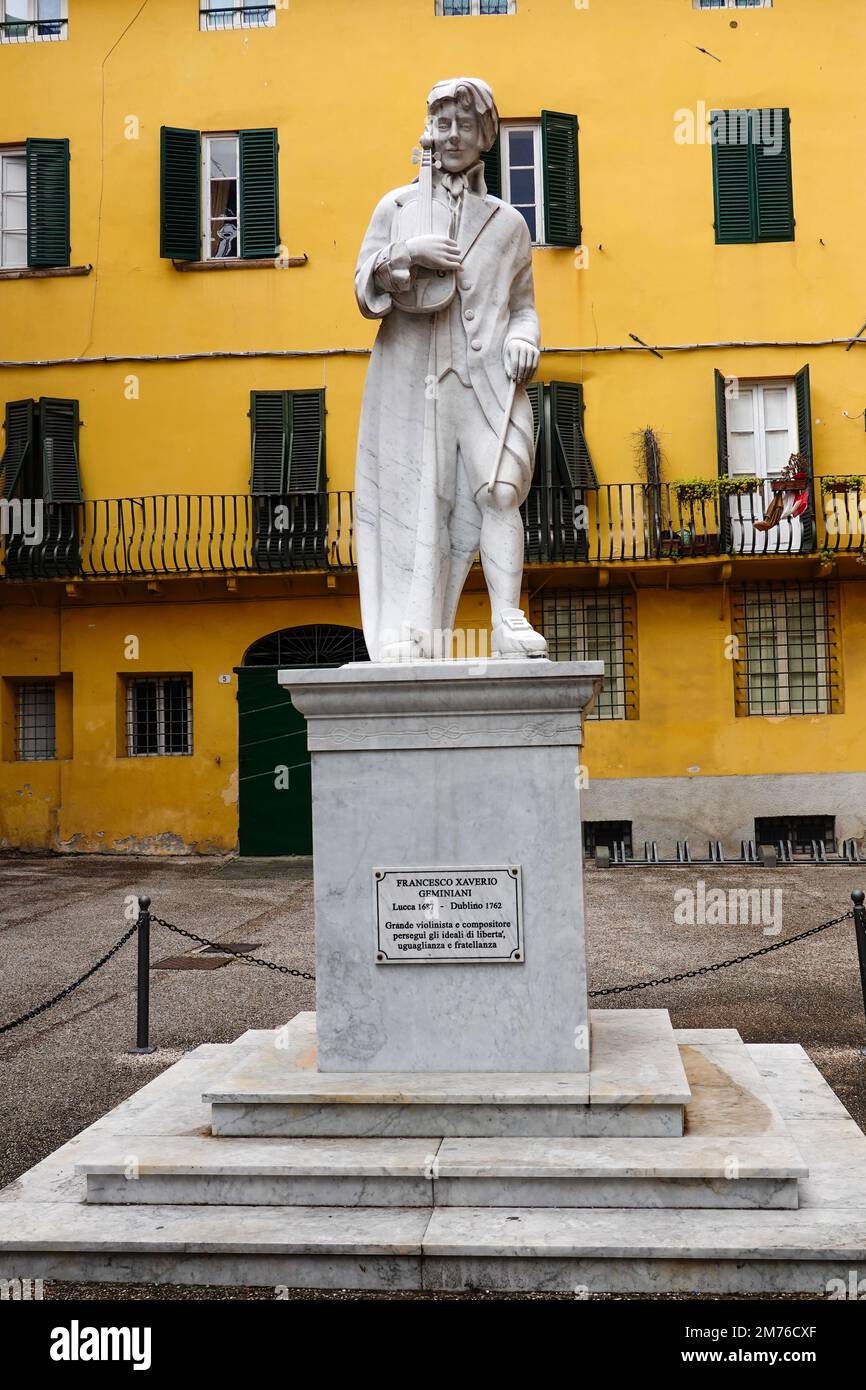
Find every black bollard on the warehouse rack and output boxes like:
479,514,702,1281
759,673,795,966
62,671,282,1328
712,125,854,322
852,890,866,1042
129,895,156,1055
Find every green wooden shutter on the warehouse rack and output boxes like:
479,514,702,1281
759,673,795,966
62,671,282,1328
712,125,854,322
160,126,201,261
541,111,580,247
522,382,546,561
712,112,754,244
550,381,597,487
250,391,289,494
39,397,82,502
755,109,793,242
524,382,546,478
26,138,70,268
714,368,732,551
239,128,280,259
481,134,502,199
794,364,815,553
1,399,35,499
287,389,326,492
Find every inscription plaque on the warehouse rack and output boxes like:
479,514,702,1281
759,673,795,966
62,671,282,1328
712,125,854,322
373,866,523,964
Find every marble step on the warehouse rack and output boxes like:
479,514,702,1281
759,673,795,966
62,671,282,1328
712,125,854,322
77,1132,804,1210
2,1200,866,1295
205,1009,691,1138
2,1033,864,1294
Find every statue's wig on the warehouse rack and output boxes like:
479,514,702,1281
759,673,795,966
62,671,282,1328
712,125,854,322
426,77,499,153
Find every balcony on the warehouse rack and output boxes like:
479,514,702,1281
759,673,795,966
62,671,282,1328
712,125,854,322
0,480,863,582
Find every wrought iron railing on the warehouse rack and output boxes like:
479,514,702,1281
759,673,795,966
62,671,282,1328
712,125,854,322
1,479,863,581
200,4,274,30
0,18,67,42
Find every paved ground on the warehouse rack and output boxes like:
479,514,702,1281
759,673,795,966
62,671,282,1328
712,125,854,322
1,853,864,1302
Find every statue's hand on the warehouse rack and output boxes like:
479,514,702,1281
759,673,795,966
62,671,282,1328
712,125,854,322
405,234,462,271
504,338,540,384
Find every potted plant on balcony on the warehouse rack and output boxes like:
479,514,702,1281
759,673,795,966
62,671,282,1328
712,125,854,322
820,474,863,497
668,477,726,557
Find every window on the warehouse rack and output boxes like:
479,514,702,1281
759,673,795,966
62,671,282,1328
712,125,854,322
127,677,193,757
2,396,81,503
756,815,834,854
732,582,840,716
714,366,814,555
523,381,597,562
530,590,638,720
712,107,793,243
1,396,81,576
201,0,275,30
483,112,580,247
160,126,279,262
0,0,67,43
583,821,634,859
204,134,239,259
437,1,515,14
250,389,328,568
15,682,56,760
0,139,70,269
0,149,26,268
501,126,542,244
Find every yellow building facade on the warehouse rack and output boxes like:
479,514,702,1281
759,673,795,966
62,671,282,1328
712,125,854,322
1,0,864,857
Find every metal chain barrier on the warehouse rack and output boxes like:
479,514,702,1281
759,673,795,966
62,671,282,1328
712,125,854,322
588,909,854,998
151,915,316,982
0,921,139,1036
1,901,858,1038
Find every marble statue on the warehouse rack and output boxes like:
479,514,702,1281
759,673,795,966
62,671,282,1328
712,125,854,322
354,76,548,662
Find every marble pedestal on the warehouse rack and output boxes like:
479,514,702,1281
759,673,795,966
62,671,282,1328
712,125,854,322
280,659,603,1073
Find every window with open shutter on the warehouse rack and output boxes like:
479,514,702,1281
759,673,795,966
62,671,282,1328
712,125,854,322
239,128,279,259
160,126,201,261
26,137,69,268
712,108,793,244
541,111,580,247
1,398,34,499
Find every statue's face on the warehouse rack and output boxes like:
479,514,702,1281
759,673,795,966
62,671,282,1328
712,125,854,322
430,99,485,173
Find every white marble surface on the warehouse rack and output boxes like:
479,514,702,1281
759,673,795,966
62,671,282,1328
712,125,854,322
2,1023,866,1292
282,662,601,1073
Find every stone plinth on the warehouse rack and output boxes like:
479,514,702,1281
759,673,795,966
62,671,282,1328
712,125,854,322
280,659,602,1073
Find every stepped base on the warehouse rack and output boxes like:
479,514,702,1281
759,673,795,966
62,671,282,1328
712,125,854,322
205,1010,690,1138
1,1023,865,1293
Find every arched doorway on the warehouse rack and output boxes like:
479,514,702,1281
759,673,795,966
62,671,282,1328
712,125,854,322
237,624,368,856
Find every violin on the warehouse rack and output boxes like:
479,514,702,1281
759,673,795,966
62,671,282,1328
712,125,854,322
392,129,458,316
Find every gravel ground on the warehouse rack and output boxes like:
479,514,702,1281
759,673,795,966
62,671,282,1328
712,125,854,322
1,853,864,1303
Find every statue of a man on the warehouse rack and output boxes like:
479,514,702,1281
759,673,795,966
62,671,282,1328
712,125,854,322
354,76,548,662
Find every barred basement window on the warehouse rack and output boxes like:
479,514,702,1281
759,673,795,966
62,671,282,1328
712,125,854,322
127,677,193,757
583,821,633,858
16,683,56,760
732,583,841,716
200,1,275,31
755,815,835,854
531,590,638,720
437,1,515,15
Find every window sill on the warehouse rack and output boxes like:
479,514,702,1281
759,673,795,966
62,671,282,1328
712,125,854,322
173,255,308,272
0,264,91,282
